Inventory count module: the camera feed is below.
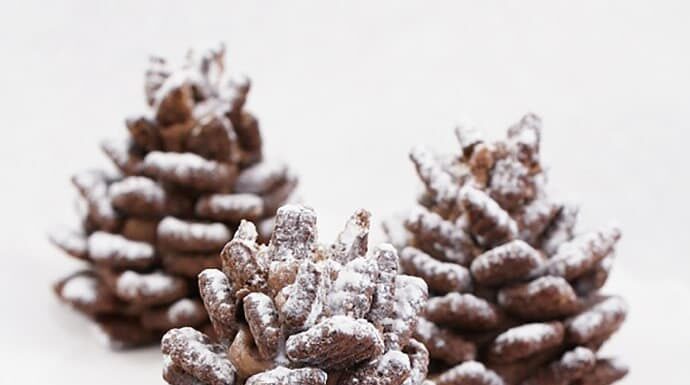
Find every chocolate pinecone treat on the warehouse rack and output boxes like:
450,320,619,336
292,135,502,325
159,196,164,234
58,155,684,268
51,43,298,348
161,204,430,385
385,114,628,385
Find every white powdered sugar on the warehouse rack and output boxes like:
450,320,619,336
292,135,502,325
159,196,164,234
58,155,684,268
72,170,120,223
460,186,518,236
286,315,382,354
454,122,483,149
405,206,474,264
471,239,541,274
91,324,125,350
382,275,428,335
568,296,627,338
245,292,278,326
382,214,412,250
438,292,495,319
526,276,573,297
322,315,373,337
493,323,559,352
550,225,621,277
116,270,177,298
72,169,110,193
49,227,87,255
332,209,370,263
144,151,220,177
437,361,504,385
108,176,166,204
164,327,235,383
409,146,459,205
203,193,263,213
153,69,201,107
87,231,155,261
245,366,327,385
329,257,375,313
168,299,198,322
413,318,435,341
234,160,288,194
561,347,595,369
488,157,530,196
377,350,411,374
61,275,99,304
158,216,231,244
541,203,579,256
100,137,135,167
401,247,472,292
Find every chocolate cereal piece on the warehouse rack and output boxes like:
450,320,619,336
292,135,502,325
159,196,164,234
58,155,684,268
522,347,596,385
572,358,628,385
565,296,627,346
413,318,476,365
426,293,504,331
158,216,231,253
113,270,188,307
486,322,564,364
432,361,505,385
245,367,326,385
498,276,580,320
285,316,384,370
401,247,472,294
162,327,236,385
87,231,156,270
470,240,543,287
195,193,264,222
243,292,282,360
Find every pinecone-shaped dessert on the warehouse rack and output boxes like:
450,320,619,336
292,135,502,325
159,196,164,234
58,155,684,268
51,43,298,348
161,204,430,385
385,114,628,385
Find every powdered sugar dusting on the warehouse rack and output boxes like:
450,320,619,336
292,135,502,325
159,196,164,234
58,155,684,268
561,347,595,369
235,160,289,194
108,176,166,204
526,276,573,297
62,275,99,303
162,327,235,384
144,151,221,177
203,193,263,213
430,292,495,320
493,323,560,352
116,271,177,298
460,186,518,236
568,296,627,338
87,231,155,261
437,361,504,385
377,350,411,374
168,299,199,322
158,216,231,244
410,146,459,205
49,227,87,256
549,225,621,278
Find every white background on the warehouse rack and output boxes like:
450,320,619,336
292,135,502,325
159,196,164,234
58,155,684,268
1,1,688,384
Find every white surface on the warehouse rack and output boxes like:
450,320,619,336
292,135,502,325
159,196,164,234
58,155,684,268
1,0,689,383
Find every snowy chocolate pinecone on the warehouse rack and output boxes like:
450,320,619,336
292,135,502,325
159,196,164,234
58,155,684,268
162,204,430,385
386,115,628,385
51,43,298,348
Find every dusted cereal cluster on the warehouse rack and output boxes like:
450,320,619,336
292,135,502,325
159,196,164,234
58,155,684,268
386,114,628,385
162,204,430,385
51,43,298,348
